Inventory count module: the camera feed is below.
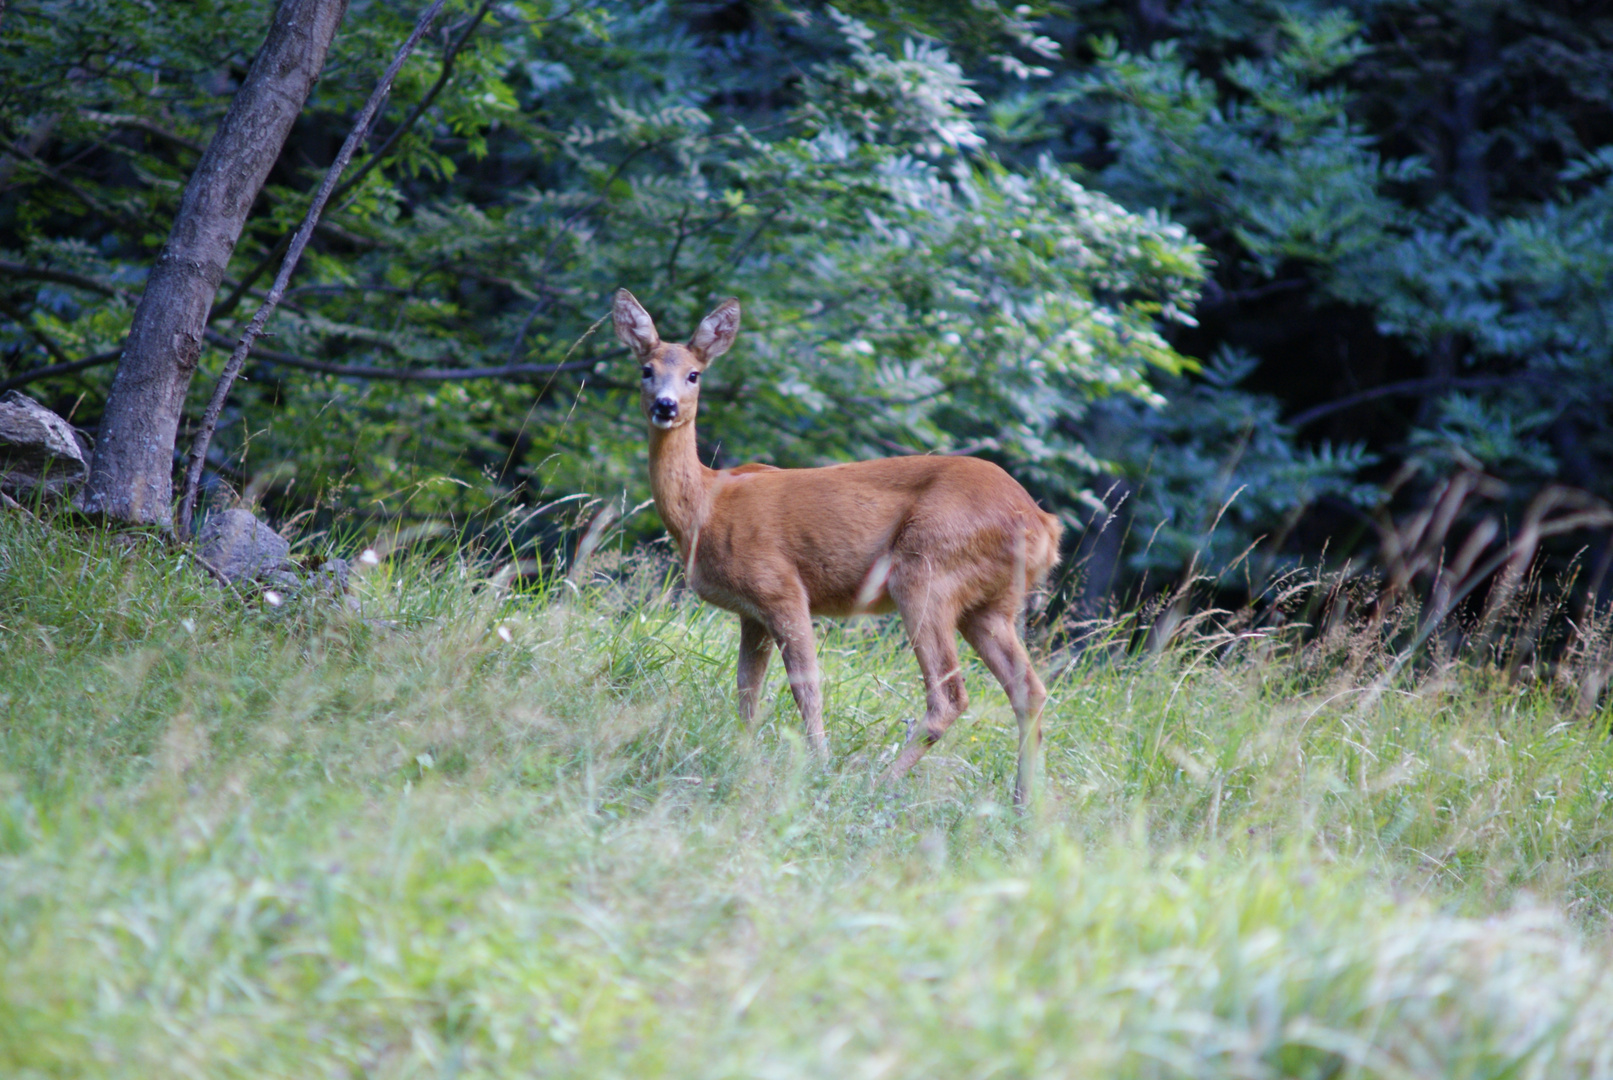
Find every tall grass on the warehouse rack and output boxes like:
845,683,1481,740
3,510,1613,1077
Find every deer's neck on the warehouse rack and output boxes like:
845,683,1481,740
647,420,713,555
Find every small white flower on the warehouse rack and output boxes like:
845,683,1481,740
263,590,283,607
359,549,380,566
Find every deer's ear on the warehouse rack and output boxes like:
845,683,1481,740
689,298,740,364
613,289,660,359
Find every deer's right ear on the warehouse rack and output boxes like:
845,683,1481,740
613,289,660,359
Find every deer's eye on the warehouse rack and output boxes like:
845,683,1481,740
640,365,653,380
687,370,700,384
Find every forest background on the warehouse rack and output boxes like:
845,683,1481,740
3,0,1613,617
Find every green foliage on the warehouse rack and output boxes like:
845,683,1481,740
1079,19,1400,275
4,514,1613,1074
1407,392,1558,476
5,0,1320,577
239,6,1210,518
1053,0,1613,518
1330,191,1613,481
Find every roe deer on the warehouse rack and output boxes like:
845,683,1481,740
615,289,1063,805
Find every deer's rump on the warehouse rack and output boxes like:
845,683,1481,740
689,455,1062,619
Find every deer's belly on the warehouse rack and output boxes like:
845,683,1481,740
687,550,898,620
689,575,756,618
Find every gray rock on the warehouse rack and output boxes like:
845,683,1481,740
196,508,292,584
0,391,91,499
311,557,350,595
261,568,304,591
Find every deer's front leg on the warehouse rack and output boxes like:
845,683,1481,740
737,616,773,726
768,602,826,755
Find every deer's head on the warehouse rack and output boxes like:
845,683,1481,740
614,289,740,431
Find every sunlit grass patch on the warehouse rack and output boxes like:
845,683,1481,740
3,510,1613,1076
6,787,1613,1078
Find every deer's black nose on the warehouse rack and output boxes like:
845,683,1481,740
652,396,678,422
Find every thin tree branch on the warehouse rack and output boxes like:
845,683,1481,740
1,140,145,233
1287,374,1545,429
284,282,413,299
0,295,73,365
0,332,602,394
179,0,452,537
81,110,207,155
507,295,555,362
0,349,122,392
0,260,135,301
256,353,597,381
504,145,652,361
205,329,597,381
0,113,57,191
326,0,498,211
871,436,1001,457
208,0,497,327
0,489,41,522
1197,276,1309,310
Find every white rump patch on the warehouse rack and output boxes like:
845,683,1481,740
854,553,894,612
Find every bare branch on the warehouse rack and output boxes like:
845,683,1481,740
0,260,135,302
1286,374,1548,429
327,0,499,211
0,295,74,365
81,110,207,155
0,349,122,392
507,144,652,361
0,330,603,394
205,329,597,381
1,140,144,233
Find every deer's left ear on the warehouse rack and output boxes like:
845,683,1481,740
689,298,740,364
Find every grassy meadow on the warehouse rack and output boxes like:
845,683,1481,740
3,510,1613,1078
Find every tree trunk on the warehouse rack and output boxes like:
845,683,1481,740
79,0,348,527
1069,474,1132,645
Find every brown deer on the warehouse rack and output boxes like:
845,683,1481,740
614,289,1063,805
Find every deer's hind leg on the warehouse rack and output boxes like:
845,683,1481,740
737,615,773,726
884,572,969,784
961,602,1048,808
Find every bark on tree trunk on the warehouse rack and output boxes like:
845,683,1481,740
79,0,348,527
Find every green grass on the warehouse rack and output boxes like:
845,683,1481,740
3,511,1613,1077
